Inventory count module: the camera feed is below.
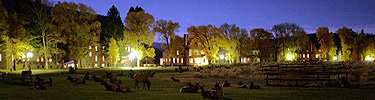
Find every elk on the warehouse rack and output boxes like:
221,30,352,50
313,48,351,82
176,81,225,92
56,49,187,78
200,83,225,99
115,84,131,92
249,82,260,89
171,76,180,82
180,82,200,93
21,69,32,81
134,72,151,90
102,81,116,91
92,75,104,82
222,80,230,87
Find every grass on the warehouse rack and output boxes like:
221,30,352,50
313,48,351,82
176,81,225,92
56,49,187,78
0,67,375,100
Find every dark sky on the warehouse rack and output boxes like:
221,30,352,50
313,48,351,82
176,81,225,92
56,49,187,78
52,0,375,42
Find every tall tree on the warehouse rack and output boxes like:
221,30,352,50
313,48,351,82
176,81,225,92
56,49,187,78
272,23,309,61
123,6,155,67
107,38,119,66
316,27,336,61
14,0,61,69
153,19,180,58
250,28,273,63
188,25,220,64
168,35,184,58
217,23,241,62
101,5,124,45
337,27,356,61
52,2,101,68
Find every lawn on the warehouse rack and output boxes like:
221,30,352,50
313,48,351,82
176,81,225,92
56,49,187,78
0,67,374,100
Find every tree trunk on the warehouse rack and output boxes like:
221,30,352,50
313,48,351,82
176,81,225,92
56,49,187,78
42,31,49,69
13,59,16,71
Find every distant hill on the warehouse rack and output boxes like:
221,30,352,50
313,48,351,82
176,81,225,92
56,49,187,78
152,42,162,50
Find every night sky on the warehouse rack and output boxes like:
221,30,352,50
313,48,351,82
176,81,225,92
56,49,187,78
52,0,375,42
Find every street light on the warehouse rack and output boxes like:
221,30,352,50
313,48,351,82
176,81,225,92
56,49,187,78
219,54,224,59
333,56,337,61
286,54,293,61
26,52,33,58
365,56,373,61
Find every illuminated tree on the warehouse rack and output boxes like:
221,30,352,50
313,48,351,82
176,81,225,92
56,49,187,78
337,27,356,61
153,19,180,58
316,27,336,61
107,38,119,66
217,23,241,62
250,28,273,63
188,25,220,64
52,2,101,68
272,23,309,61
123,6,155,67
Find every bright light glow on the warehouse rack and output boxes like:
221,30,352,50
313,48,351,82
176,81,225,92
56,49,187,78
365,56,373,61
219,54,224,59
102,63,105,67
89,52,92,57
333,56,338,61
286,54,293,61
129,52,137,60
95,56,98,62
49,58,52,62
95,64,97,67
26,52,33,58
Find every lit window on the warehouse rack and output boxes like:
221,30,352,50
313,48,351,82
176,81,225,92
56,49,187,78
95,56,98,62
177,58,180,63
307,54,310,58
303,54,305,58
95,46,98,51
102,63,105,67
190,58,193,63
102,46,105,50
95,64,97,67
169,58,171,62
41,58,44,62
12,55,14,61
177,51,179,55
0,54,2,61
37,56,39,62
89,52,92,57
89,46,91,49
307,50,309,52
49,58,52,62
173,58,175,63
300,54,302,58
102,56,105,61
181,58,183,63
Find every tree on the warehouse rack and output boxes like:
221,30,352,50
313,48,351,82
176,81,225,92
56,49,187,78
316,27,336,61
0,10,34,71
272,23,309,61
168,35,185,58
107,38,119,66
101,5,124,45
153,19,180,58
337,27,356,61
52,2,101,68
124,6,155,67
250,28,273,63
217,23,241,62
188,25,220,64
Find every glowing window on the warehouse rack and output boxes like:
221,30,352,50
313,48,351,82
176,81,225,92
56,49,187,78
177,58,180,63
95,56,98,62
41,58,44,62
303,54,305,58
37,56,39,62
177,51,179,55
190,58,193,63
181,58,183,63
95,46,98,51
307,54,310,58
173,58,175,63
89,52,92,57
89,46,91,49
49,58,52,62
102,56,105,61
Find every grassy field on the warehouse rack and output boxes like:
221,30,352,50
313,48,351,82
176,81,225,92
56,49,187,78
1,67,375,100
